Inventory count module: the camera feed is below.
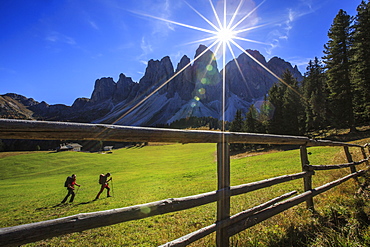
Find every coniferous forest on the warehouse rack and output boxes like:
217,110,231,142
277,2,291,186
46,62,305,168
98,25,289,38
230,1,370,140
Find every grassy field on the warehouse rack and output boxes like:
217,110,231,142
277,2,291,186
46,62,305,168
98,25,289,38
0,140,369,246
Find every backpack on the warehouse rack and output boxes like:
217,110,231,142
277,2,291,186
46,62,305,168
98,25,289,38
64,176,73,187
99,174,105,184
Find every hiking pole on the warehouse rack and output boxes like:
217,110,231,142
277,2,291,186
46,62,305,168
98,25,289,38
111,178,114,197
75,186,80,195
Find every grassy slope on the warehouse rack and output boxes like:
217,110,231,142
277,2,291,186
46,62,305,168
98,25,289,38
0,141,369,246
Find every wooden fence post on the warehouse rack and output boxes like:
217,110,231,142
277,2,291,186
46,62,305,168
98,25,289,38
361,147,369,167
300,145,314,211
344,146,357,174
216,142,230,247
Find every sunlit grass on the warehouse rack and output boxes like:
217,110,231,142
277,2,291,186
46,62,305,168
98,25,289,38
0,139,369,246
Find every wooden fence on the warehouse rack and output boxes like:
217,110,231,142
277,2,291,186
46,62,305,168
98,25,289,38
0,119,369,247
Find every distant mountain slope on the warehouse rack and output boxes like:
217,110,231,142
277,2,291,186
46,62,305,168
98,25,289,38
0,94,36,119
0,45,303,126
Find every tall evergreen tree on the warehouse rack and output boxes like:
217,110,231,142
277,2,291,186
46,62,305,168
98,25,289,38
229,109,245,151
323,9,355,131
244,105,258,150
303,57,328,132
245,105,257,133
281,70,305,135
266,70,304,135
352,0,370,124
229,109,244,133
267,82,285,134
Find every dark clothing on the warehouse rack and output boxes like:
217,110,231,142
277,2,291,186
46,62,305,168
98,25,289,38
100,175,108,184
61,177,78,203
61,187,75,203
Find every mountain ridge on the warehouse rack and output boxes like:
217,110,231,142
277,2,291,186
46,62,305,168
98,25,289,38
0,45,303,126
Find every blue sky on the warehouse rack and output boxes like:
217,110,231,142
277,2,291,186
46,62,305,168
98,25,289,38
0,0,362,105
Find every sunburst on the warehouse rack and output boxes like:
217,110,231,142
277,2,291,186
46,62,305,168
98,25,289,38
116,0,292,128
216,27,236,43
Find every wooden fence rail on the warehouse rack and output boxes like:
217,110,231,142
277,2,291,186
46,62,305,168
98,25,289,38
160,191,299,247
0,119,368,247
0,119,363,147
306,158,369,170
227,169,367,237
0,171,313,246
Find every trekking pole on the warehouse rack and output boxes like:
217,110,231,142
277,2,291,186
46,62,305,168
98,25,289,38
111,178,114,197
75,186,80,195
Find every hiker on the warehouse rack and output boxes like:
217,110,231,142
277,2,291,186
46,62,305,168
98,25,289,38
95,172,112,200
61,174,81,203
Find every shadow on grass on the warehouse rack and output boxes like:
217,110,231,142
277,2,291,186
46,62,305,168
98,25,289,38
76,201,95,205
34,200,99,212
45,201,96,209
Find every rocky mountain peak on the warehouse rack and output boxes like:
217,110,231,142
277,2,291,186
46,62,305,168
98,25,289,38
244,49,266,63
114,73,137,103
267,57,303,81
71,97,90,109
138,56,175,96
1,44,304,127
4,93,39,107
167,55,194,100
90,77,116,103
192,45,221,103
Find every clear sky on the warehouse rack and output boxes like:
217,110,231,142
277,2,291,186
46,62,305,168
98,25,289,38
0,0,362,105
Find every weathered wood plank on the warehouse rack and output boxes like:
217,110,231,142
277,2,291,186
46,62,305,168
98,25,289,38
305,158,368,170
301,145,314,210
230,171,314,196
344,146,357,174
0,119,362,147
361,147,370,167
216,142,230,247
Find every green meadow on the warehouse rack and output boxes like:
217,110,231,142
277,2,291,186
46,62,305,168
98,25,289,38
0,141,369,246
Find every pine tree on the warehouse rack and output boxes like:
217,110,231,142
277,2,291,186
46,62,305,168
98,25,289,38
245,105,256,133
323,9,355,131
352,0,370,124
229,109,245,151
303,57,328,132
281,70,305,135
267,82,285,134
229,109,244,132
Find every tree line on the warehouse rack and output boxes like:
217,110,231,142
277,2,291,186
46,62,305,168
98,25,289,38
230,1,370,143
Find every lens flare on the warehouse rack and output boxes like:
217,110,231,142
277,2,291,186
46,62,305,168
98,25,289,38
140,206,151,214
115,0,303,130
198,88,206,94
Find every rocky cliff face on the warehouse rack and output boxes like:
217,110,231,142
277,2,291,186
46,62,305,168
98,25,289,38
1,45,304,126
267,56,303,82
168,55,194,100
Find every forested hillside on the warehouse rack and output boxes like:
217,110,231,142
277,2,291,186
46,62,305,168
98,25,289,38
230,1,370,139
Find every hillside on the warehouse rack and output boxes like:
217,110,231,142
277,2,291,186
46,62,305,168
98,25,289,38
0,140,369,246
0,94,35,119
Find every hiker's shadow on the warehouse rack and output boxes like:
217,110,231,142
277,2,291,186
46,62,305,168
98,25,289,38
51,203,69,208
76,201,95,205
50,201,94,208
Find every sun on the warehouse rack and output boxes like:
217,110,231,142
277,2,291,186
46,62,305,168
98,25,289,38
216,27,236,43
121,0,288,130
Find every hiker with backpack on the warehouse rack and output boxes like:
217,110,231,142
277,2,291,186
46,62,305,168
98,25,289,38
94,172,112,200
61,174,81,203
